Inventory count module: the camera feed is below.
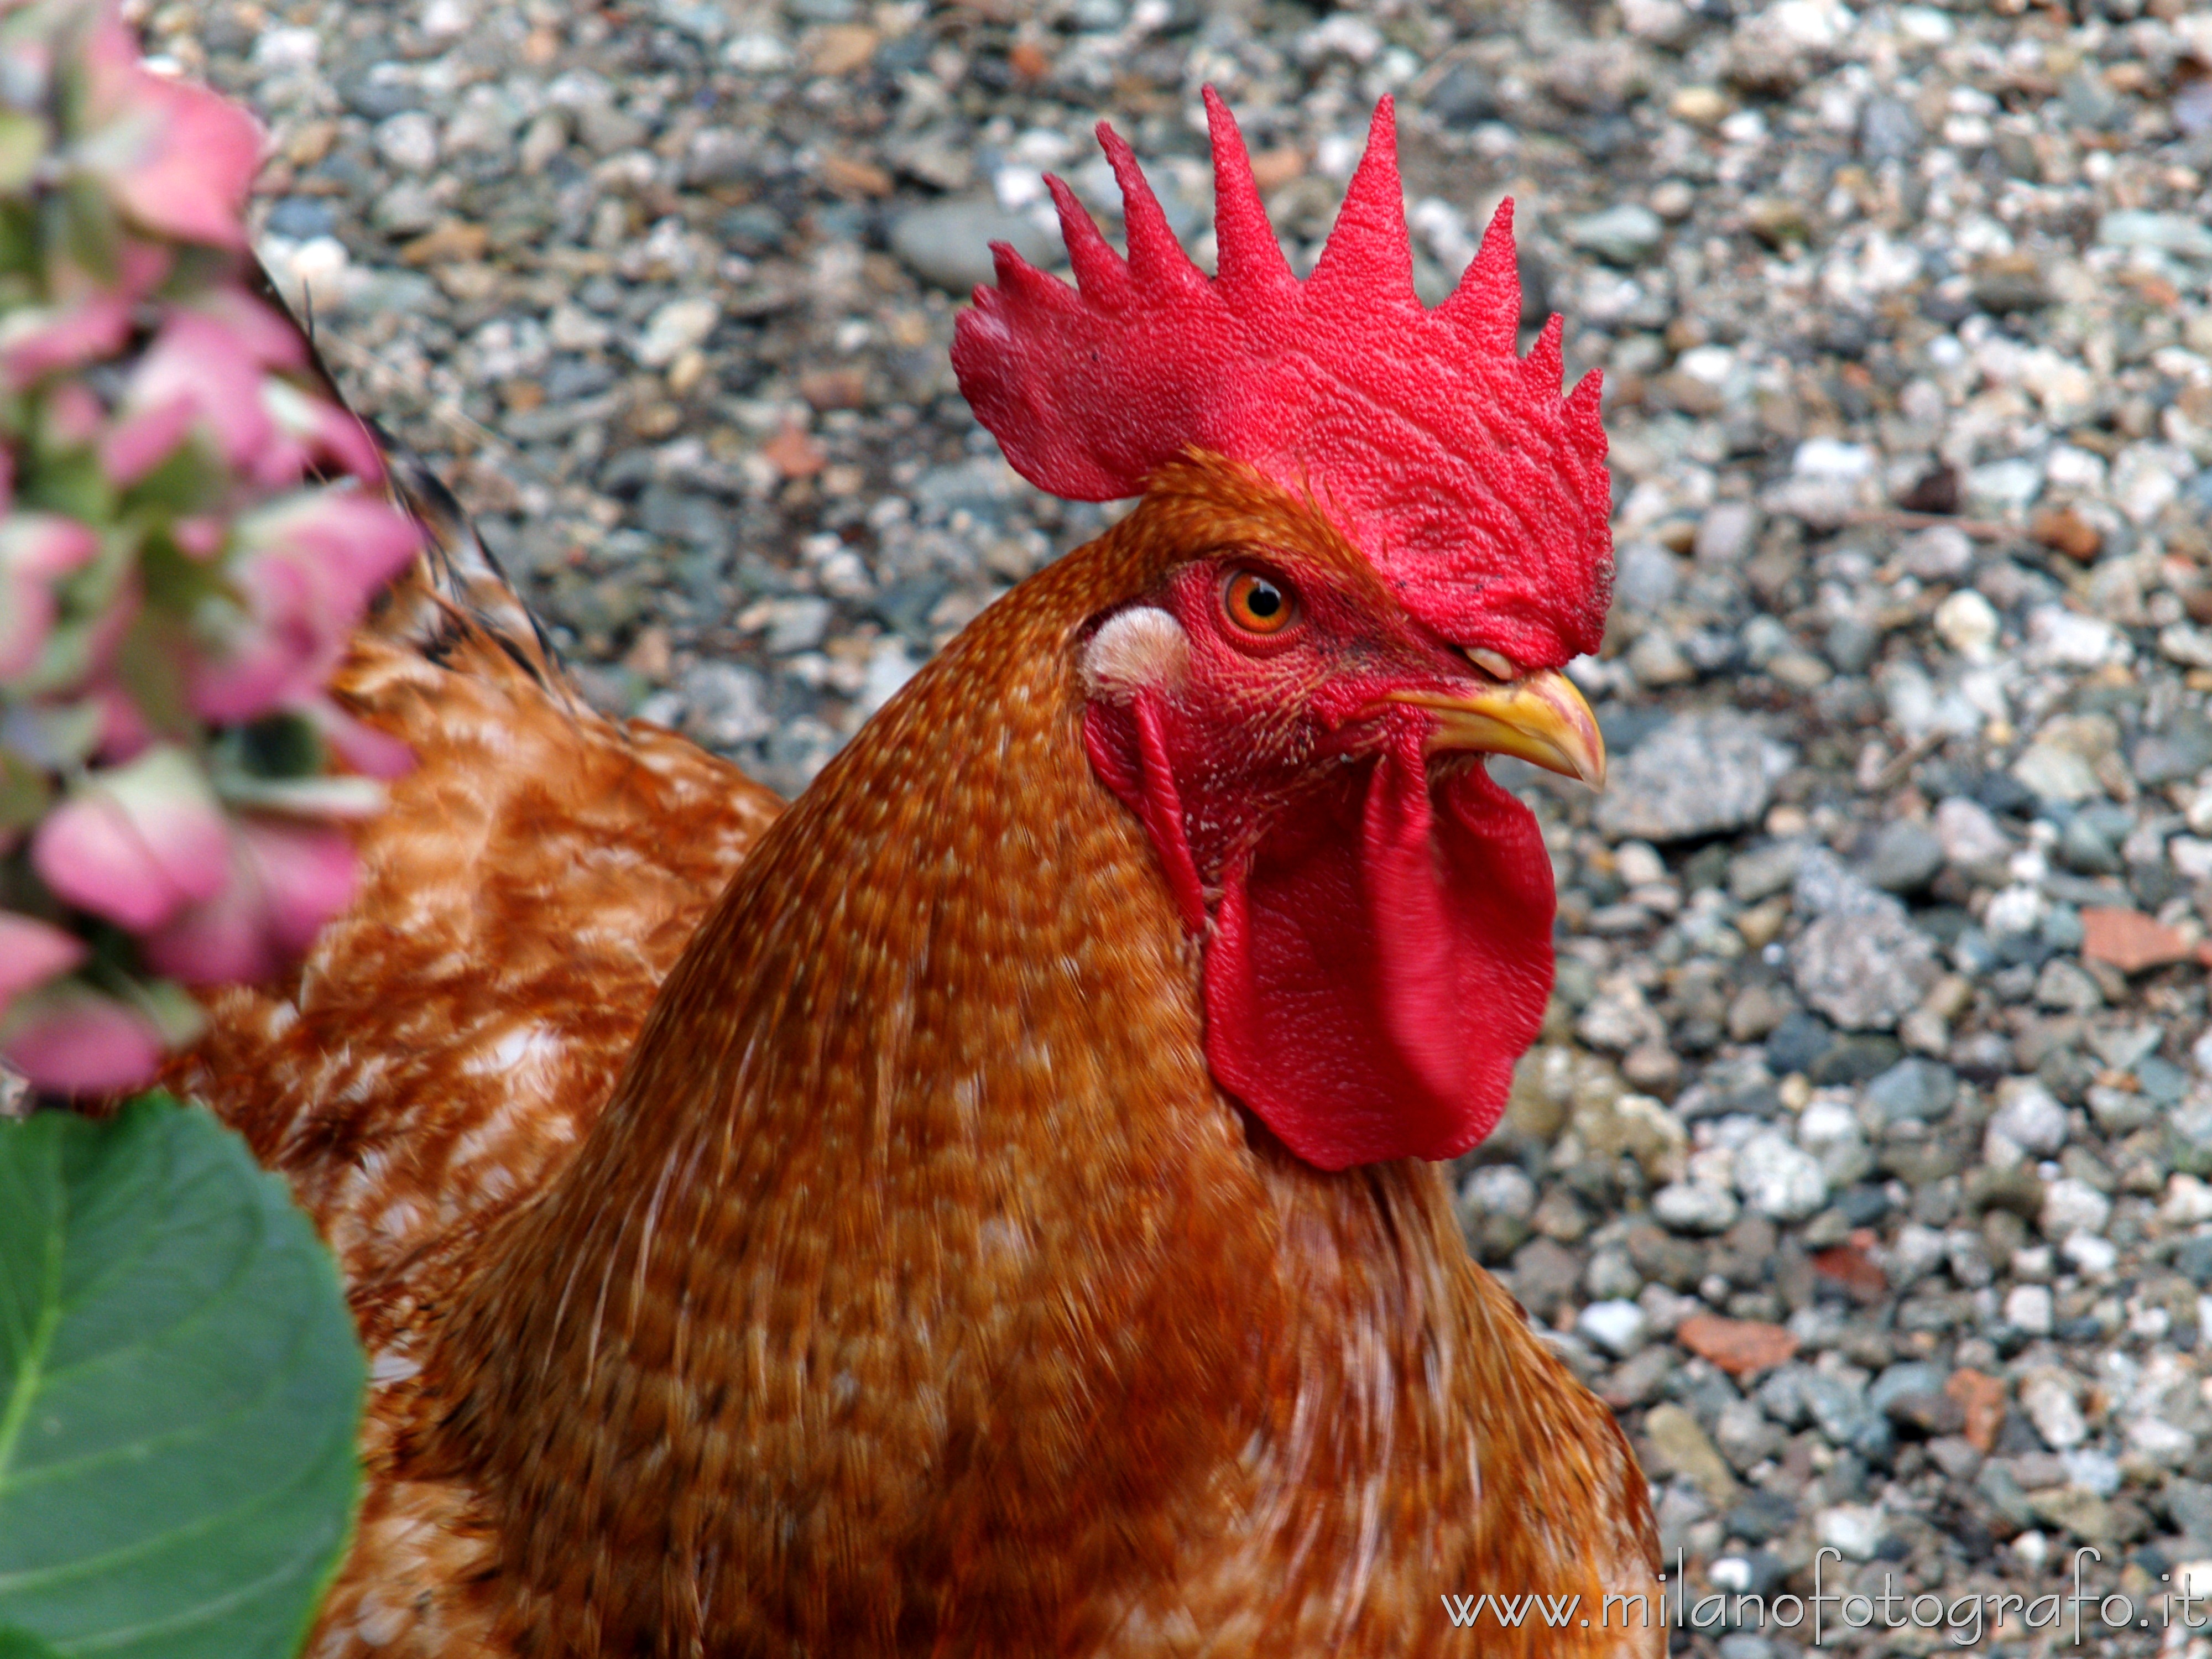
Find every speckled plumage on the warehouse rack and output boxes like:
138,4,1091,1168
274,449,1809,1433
169,457,1661,1657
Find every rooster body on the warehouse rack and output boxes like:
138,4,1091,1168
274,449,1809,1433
169,93,1659,1658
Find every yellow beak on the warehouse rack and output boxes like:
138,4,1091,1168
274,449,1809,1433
1389,669,1606,789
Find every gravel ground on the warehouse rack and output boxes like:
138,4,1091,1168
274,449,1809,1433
148,0,2212,1650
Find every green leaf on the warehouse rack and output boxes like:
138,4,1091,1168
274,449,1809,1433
0,1627,66,1659
0,1095,365,1659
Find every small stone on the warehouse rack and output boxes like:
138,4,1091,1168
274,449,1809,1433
1986,1079,2067,1160
1935,796,2011,867
761,425,827,479
1946,1369,2008,1453
1601,1344,1677,1410
1643,1402,1741,1505
1653,1180,1740,1233
2032,504,2103,562
1674,1312,1798,1376
1729,839,1804,904
1866,819,1944,893
2005,1282,2054,1335
1900,525,1973,581
635,297,721,368
2020,1372,2088,1450
1461,1164,1537,1222
2039,1177,2112,1240
1859,95,1919,161
679,661,771,748
1566,203,1666,267
2060,1232,2117,1276
1531,1184,1592,1244
1863,1058,1957,1125
2033,957,2102,1013
1714,1399,1786,1472
1932,588,2000,661
1734,1129,1828,1219
1695,502,1759,565
2012,743,2102,806
2028,1486,2112,1542
2098,209,2212,262
1627,630,1695,688
2141,714,2212,790
374,109,440,174
891,197,1061,293
2080,907,2194,974
1577,1299,1650,1357
1817,1503,1887,1562
1726,982,1794,1043
1810,1240,1887,1302
1671,85,1731,126
1596,712,1796,844
1791,907,1939,1031
2164,1173,2212,1227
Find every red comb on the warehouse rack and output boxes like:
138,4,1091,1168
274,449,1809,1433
951,91,1613,666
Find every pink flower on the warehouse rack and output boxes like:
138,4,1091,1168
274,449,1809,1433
106,310,275,483
81,9,261,250
0,235,175,393
0,911,86,1011
305,696,415,780
264,377,385,484
44,380,107,446
142,815,357,984
0,292,132,390
0,512,101,677
188,492,420,723
31,743,231,930
0,979,166,1092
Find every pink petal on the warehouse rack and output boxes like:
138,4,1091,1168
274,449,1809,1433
87,676,153,762
0,566,58,679
0,293,131,389
173,515,226,559
310,399,385,482
306,697,414,780
45,381,107,446
258,493,424,605
100,394,196,484
122,311,273,473
0,514,102,677
0,912,86,1003
0,982,165,1093
139,839,267,983
241,817,357,954
142,817,357,984
186,494,419,722
30,745,230,929
192,287,308,371
85,15,261,250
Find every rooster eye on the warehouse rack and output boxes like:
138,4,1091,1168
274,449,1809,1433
1222,568,1297,636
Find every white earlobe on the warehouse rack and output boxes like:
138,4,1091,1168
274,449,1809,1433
1081,608,1190,702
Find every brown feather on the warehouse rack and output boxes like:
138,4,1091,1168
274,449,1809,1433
234,455,1660,1658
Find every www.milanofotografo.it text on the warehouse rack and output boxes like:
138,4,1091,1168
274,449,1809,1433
1442,1548,2199,1646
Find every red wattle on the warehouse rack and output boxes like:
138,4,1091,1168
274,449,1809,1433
1202,737,1554,1170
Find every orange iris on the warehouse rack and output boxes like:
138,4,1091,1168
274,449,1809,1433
1223,568,1296,635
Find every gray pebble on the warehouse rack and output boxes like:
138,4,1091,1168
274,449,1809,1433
891,199,1063,294
1565,203,1665,268
1596,712,1796,844
1867,818,1944,893
1791,907,1939,1032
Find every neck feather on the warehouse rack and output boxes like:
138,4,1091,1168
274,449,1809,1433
431,518,1298,1650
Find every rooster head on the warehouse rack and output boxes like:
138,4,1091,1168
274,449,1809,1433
951,92,1613,1171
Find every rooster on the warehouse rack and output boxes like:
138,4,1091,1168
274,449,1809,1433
172,91,1658,1657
